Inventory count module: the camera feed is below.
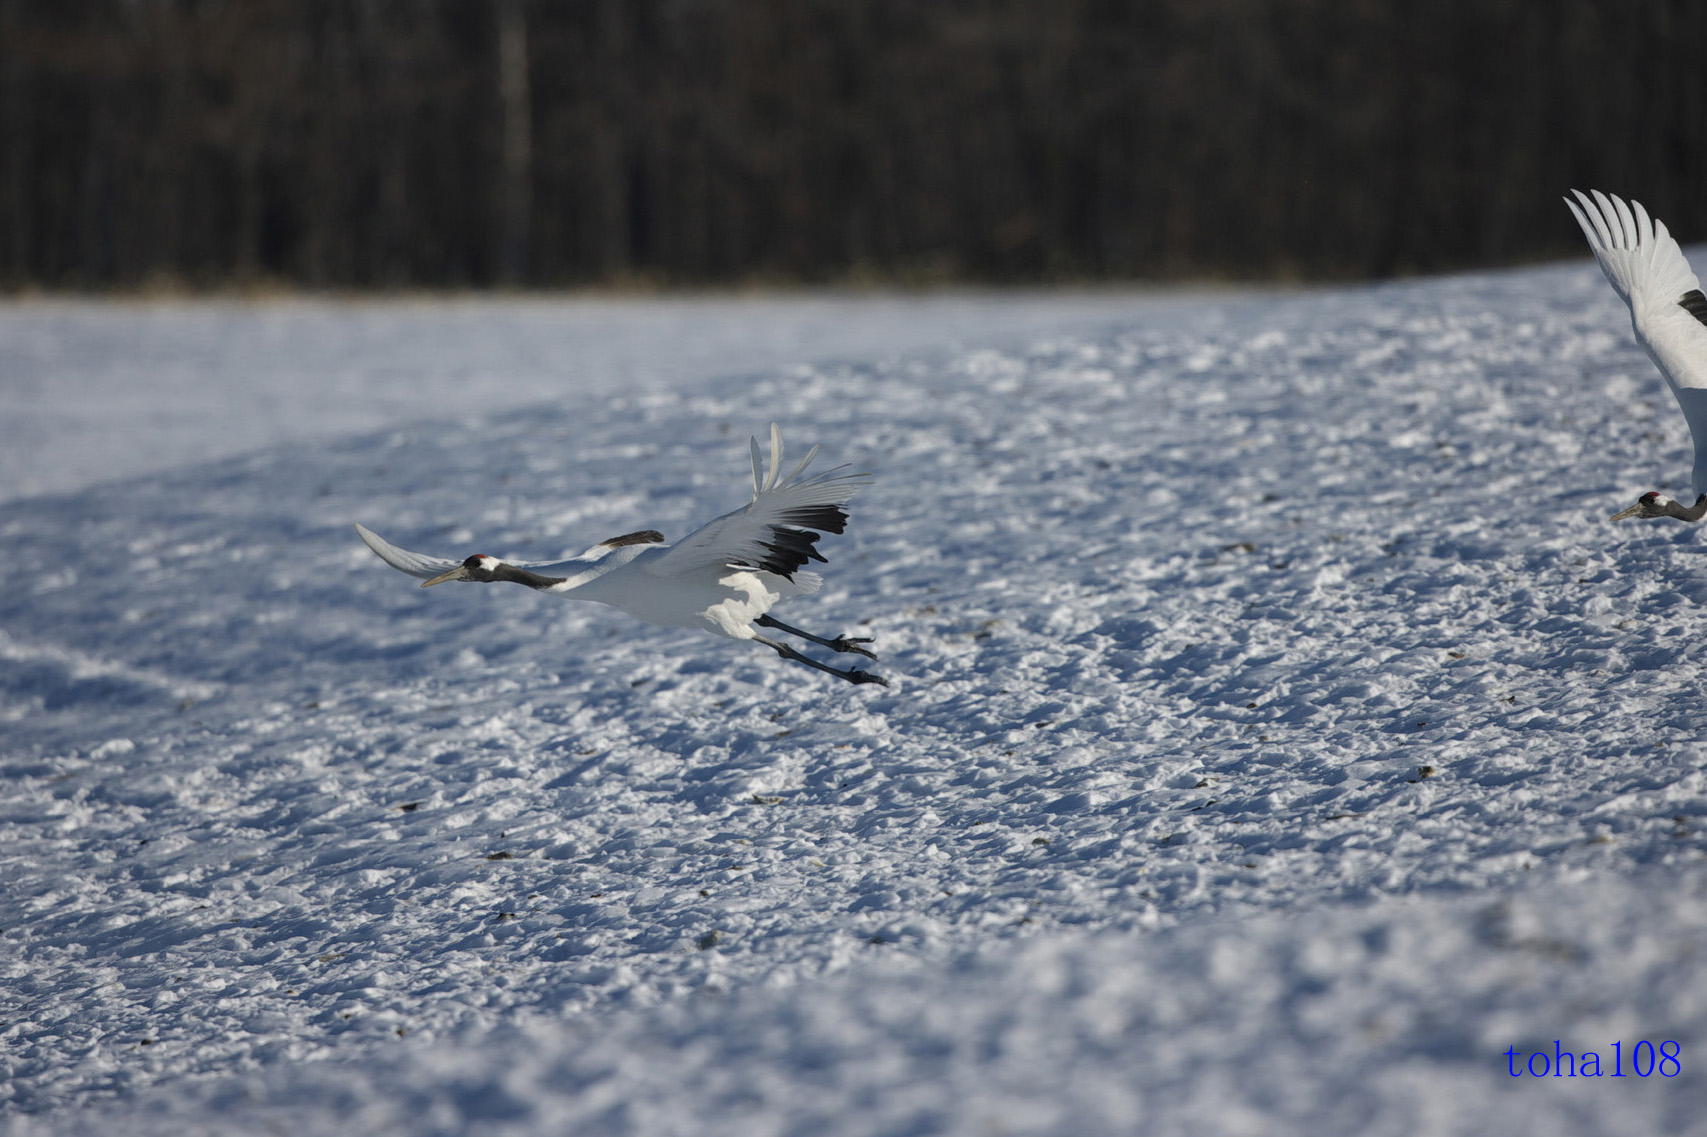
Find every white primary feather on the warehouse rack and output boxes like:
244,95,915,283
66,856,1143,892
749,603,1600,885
1566,189,1699,308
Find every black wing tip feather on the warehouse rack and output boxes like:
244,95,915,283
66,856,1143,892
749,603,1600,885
778,504,850,535
739,506,853,578
753,526,828,577
1681,289,1707,328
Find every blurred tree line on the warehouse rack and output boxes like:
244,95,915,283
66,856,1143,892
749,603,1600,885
0,0,1701,289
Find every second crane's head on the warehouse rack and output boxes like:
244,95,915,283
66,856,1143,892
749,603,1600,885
422,554,503,587
1609,490,1707,523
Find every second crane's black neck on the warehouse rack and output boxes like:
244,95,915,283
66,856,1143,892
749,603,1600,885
1675,494,1707,522
492,563,568,590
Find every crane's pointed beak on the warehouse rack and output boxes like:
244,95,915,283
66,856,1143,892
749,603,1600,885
421,566,471,587
1608,503,1644,521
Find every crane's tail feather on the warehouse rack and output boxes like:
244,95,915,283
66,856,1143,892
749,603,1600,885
767,422,783,494
750,422,800,498
783,442,820,488
750,423,859,502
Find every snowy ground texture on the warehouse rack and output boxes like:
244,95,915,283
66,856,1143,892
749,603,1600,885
3,265,1706,1136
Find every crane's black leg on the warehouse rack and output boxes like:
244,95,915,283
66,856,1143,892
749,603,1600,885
754,614,878,660
753,634,888,686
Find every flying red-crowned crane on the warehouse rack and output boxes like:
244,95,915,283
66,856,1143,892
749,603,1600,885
357,424,886,686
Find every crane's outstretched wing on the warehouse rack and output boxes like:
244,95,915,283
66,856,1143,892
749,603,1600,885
1566,190,1699,308
647,423,872,583
1566,189,1707,391
355,523,465,580
355,523,655,582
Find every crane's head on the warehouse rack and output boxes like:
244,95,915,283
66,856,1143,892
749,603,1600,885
1611,491,1668,521
421,554,503,587
1611,491,1679,521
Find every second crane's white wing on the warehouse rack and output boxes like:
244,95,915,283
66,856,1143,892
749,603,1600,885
1568,190,1707,495
1566,189,1707,391
646,423,872,585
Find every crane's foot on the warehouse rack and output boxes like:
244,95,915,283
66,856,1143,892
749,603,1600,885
828,635,878,660
754,634,890,688
756,614,880,659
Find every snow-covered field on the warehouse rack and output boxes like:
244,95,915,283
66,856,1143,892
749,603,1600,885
2,265,1705,1136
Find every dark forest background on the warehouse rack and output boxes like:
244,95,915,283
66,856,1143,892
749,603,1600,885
1,0,1702,289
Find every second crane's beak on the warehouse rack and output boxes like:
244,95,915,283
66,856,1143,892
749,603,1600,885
1608,503,1644,521
421,566,472,587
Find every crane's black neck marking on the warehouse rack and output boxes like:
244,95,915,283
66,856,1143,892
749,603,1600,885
1675,494,1707,522
493,563,569,589
1681,289,1707,328
599,529,665,548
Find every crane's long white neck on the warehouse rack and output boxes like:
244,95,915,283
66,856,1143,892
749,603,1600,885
501,544,660,600
534,567,611,594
